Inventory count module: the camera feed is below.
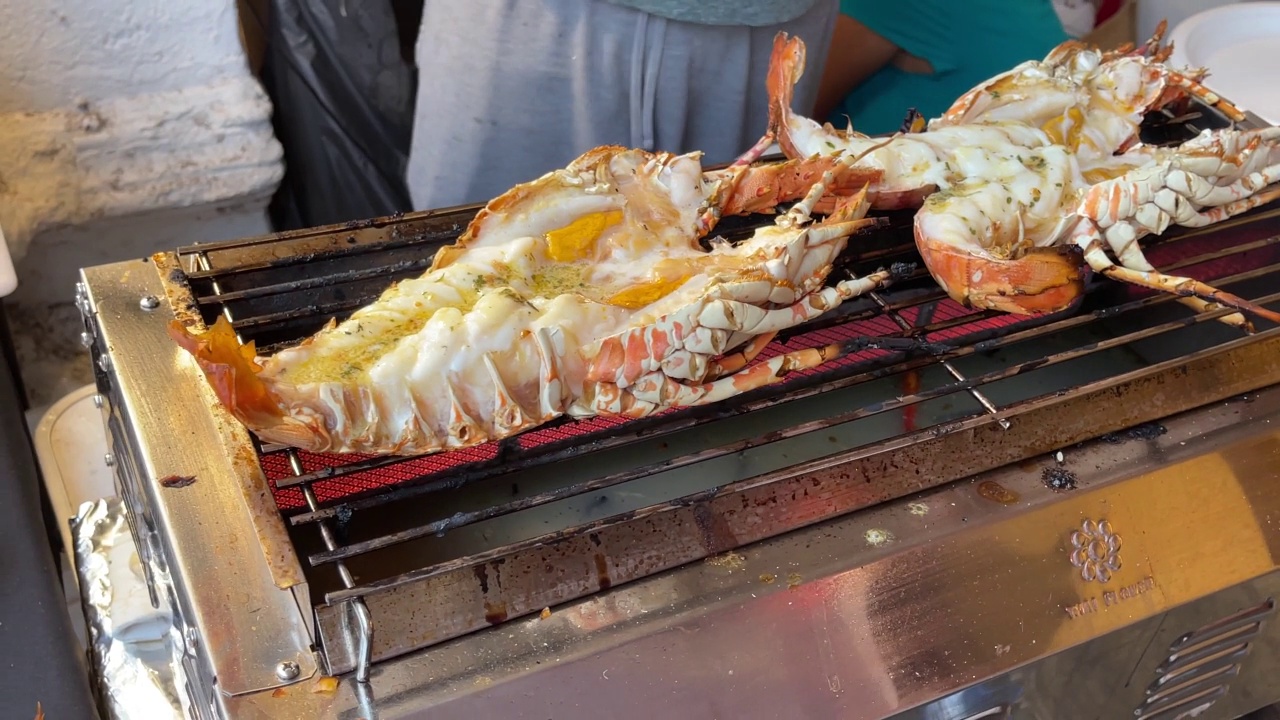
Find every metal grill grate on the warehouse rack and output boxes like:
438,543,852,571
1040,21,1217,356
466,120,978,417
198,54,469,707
217,220,1280,526
189,222,1280,511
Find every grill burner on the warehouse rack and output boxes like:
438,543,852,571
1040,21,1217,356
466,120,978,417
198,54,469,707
76,97,1280,718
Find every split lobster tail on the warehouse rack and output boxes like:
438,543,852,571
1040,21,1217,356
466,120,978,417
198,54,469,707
914,223,1090,316
167,316,287,431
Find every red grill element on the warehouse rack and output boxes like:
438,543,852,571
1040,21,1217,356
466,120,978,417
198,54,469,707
1127,221,1280,292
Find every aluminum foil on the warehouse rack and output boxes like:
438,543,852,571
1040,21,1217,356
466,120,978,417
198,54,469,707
72,498,187,720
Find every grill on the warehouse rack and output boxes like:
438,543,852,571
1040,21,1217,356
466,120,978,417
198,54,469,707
76,98,1280,719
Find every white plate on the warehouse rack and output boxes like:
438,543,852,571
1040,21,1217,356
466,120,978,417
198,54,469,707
1168,2,1280,125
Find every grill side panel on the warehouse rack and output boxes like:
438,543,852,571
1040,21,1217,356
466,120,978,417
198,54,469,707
79,263,319,697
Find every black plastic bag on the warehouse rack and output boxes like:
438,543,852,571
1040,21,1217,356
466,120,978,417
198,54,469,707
261,0,419,230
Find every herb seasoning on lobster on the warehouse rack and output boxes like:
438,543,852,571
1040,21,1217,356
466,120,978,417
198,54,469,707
768,22,1280,331
169,142,900,455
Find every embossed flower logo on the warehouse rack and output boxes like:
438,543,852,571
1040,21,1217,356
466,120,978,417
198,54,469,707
1069,519,1122,583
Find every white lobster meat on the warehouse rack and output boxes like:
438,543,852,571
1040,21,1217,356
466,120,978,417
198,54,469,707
768,30,1280,328
170,143,897,455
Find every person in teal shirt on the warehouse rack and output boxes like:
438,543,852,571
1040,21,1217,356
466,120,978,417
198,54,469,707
814,0,1072,136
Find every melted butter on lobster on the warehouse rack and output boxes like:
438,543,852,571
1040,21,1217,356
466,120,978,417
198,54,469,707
769,26,1280,328
170,143,899,455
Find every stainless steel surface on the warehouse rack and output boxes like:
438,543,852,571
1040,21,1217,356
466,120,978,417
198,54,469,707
73,497,186,720
219,380,1280,719
78,264,318,699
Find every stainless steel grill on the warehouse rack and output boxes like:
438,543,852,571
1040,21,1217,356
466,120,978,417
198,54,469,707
76,98,1280,719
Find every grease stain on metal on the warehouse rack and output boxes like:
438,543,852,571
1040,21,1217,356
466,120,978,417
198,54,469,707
1099,422,1168,444
158,474,196,489
976,480,1019,504
864,529,894,547
309,677,339,696
705,551,746,571
594,553,612,590
1042,467,1078,490
483,601,508,625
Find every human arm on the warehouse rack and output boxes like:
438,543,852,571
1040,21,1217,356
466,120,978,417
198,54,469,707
812,13,899,121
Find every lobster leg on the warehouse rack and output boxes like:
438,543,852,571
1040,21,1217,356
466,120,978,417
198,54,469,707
1103,148,1280,330
1075,186,1280,326
587,181,884,390
776,138,893,230
698,131,779,234
1166,73,1245,123
578,340,851,418
705,332,779,380
650,262,900,382
1082,239,1280,326
586,244,893,390
1072,128,1280,327
694,267,902,337
1104,251,1252,331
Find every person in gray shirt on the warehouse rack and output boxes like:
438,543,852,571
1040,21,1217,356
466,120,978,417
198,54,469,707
405,0,837,211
